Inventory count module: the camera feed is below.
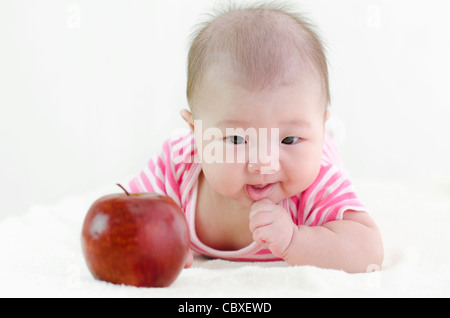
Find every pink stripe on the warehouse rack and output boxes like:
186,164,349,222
326,207,340,222
190,242,203,253
290,195,299,206
155,155,166,175
162,141,181,199
232,257,282,262
174,149,194,178
169,137,182,147
147,160,166,193
179,149,195,167
188,149,196,162
306,177,352,226
180,131,193,144
170,132,194,152
184,160,193,172
299,164,332,215
289,195,300,224
174,161,184,174
128,178,142,193
190,242,280,261
310,170,342,209
289,209,296,224
310,192,358,226
326,200,363,224
316,177,351,209
139,171,154,192
326,179,352,201
256,248,273,255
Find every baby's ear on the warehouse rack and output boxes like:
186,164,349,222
180,109,194,132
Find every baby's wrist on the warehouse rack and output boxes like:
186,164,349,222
279,223,298,260
281,225,304,265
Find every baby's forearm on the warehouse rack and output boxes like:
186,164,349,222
284,219,383,273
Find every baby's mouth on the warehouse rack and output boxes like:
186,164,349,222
252,184,268,189
246,183,276,201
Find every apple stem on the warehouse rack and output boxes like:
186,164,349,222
116,183,130,196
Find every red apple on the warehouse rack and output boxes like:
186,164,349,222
81,184,190,287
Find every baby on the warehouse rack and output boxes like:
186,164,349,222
128,3,383,273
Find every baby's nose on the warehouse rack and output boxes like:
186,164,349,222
247,131,280,174
247,160,280,175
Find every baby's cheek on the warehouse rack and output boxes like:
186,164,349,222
282,153,321,193
202,162,244,196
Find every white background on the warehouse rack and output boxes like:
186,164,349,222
1,0,449,220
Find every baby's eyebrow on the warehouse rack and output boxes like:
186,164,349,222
279,119,311,127
216,118,311,129
217,119,249,126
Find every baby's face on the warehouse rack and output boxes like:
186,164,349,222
191,62,328,208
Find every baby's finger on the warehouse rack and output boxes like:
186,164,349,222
252,224,270,245
249,210,275,233
250,199,276,216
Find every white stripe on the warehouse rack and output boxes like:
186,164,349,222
166,170,181,206
321,172,346,199
180,162,201,205
171,132,194,158
317,202,369,226
158,148,182,206
133,177,144,192
165,183,180,206
288,198,297,221
174,137,196,180
303,164,339,223
306,184,355,226
145,156,165,194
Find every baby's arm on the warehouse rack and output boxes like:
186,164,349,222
249,199,383,273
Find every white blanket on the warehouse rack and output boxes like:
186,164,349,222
1,179,449,297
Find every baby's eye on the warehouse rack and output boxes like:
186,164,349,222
281,136,301,145
226,136,246,145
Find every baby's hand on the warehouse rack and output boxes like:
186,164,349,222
249,199,296,259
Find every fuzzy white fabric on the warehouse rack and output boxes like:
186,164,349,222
1,179,449,297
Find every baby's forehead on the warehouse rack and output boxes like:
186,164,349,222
201,63,320,110
198,67,325,121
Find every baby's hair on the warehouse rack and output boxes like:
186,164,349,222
186,1,330,116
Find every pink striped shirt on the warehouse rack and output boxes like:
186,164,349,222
128,130,367,262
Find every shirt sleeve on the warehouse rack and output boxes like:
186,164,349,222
128,130,197,206
298,162,368,226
